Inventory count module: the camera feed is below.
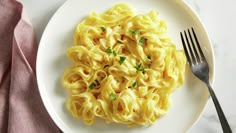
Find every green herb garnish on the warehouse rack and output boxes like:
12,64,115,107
135,62,145,73
139,68,145,74
95,79,99,84
117,40,122,44
89,82,96,89
105,47,112,54
100,27,106,32
109,92,116,100
139,37,147,45
119,56,126,65
105,47,117,57
135,62,142,71
131,29,139,35
132,81,138,89
89,79,100,89
147,55,152,61
112,51,117,57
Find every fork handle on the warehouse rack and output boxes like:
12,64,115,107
205,82,232,133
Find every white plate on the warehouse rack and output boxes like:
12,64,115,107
36,0,215,132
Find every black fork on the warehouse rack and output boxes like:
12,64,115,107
180,28,232,133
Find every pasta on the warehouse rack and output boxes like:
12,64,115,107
61,4,186,127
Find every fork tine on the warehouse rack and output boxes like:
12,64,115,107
180,32,192,65
184,30,196,65
191,28,206,61
188,29,200,63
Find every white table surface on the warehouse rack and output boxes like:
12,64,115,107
20,0,236,132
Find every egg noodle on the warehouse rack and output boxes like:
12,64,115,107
62,4,186,126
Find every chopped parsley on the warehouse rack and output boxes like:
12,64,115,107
135,62,145,73
105,47,117,57
100,27,106,32
132,81,138,89
131,29,139,35
119,56,126,65
147,55,152,61
112,51,117,57
117,40,122,44
105,47,113,54
139,37,147,45
139,68,145,74
95,79,99,84
89,82,96,89
135,62,142,71
104,64,110,68
89,79,100,89
109,92,116,100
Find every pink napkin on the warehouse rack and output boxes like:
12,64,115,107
0,0,60,132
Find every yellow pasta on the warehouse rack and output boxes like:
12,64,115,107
62,3,186,127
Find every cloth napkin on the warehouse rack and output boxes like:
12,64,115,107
0,0,61,132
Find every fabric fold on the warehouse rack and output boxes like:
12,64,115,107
0,0,60,132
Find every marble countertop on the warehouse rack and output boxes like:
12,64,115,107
20,0,236,132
